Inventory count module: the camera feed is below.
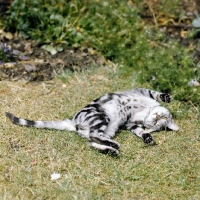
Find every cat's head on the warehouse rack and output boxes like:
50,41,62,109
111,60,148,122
144,106,179,131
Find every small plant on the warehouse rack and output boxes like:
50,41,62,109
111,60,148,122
4,0,86,54
190,13,200,38
192,13,200,28
0,43,18,64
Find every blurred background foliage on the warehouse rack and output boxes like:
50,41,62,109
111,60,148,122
1,0,200,104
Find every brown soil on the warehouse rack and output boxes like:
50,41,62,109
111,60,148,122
0,37,106,81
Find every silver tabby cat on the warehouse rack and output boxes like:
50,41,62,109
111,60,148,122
6,88,178,155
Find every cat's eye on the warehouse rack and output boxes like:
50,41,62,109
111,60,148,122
155,114,161,120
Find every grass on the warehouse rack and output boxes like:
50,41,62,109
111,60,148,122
0,65,200,199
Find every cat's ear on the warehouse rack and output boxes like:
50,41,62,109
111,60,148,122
167,120,179,131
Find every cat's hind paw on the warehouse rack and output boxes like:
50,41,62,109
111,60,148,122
160,93,172,103
89,142,119,156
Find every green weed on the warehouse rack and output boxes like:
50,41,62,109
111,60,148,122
3,0,200,104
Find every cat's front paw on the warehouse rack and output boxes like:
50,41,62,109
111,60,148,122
142,133,155,145
160,93,172,103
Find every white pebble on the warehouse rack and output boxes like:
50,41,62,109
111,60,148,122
51,173,61,181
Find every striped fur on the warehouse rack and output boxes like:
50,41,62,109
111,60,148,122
6,88,178,156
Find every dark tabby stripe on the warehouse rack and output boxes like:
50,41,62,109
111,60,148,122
90,121,108,131
148,90,154,99
6,112,35,126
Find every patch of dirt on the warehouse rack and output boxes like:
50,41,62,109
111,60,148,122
0,37,106,81
0,0,199,81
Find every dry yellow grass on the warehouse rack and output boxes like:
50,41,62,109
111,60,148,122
0,66,200,200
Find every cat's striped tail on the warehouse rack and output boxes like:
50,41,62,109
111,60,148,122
5,112,76,131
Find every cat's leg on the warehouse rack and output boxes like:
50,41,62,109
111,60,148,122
133,88,172,103
75,108,120,153
89,119,120,151
127,123,155,145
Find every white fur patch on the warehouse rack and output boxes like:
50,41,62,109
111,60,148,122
19,119,29,126
89,142,119,155
34,120,76,131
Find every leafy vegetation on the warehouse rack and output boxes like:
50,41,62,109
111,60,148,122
2,0,200,104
